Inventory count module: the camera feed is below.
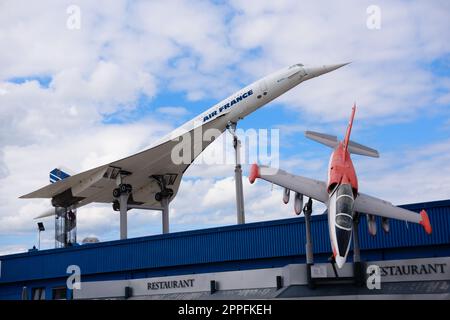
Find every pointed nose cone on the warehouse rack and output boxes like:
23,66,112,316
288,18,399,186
322,62,351,74
303,62,350,81
335,255,347,269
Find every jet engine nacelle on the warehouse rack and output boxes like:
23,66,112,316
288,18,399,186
367,214,377,236
294,192,303,215
382,217,390,233
283,188,290,204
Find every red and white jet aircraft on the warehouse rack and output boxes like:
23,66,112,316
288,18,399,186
249,105,432,268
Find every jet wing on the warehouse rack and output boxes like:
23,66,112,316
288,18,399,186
20,113,232,209
353,192,431,233
249,164,329,203
20,165,108,199
249,165,431,234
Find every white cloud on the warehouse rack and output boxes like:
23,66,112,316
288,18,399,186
170,175,294,227
228,0,450,122
0,245,29,256
355,139,450,204
156,106,189,117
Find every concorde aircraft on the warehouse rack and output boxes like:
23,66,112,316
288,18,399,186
249,105,432,268
20,62,348,238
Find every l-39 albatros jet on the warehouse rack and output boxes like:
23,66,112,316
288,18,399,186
249,105,432,268
20,62,348,238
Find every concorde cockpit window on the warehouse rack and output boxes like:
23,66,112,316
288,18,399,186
288,63,304,69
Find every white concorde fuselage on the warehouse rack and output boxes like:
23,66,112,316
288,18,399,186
154,63,349,146
21,62,349,212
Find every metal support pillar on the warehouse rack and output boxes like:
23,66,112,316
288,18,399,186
304,211,314,265
303,198,314,264
303,198,314,288
353,213,361,263
352,212,364,286
228,121,245,225
152,175,174,234
114,173,132,240
21,287,28,300
161,196,169,234
119,193,129,240
234,160,245,224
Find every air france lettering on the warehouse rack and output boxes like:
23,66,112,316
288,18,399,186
203,89,254,122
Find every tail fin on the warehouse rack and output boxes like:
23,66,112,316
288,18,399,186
305,131,339,149
304,103,379,158
49,168,71,184
347,140,379,158
343,104,356,152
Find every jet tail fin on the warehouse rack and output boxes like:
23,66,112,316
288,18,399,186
347,140,379,158
305,103,379,158
343,104,379,157
49,168,71,184
304,131,339,149
305,131,379,158
343,104,356,152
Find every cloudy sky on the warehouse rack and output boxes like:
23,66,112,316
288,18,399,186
0,0,449,255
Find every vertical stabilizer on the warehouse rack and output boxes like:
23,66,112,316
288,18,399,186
343,104,356,152
49,168,71,184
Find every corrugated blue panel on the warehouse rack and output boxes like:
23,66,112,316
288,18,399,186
356,202,450,250
1,199,449,284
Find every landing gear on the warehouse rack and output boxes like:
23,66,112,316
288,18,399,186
120,183,132,194
113,184,132,198
152,175,174,234
113,188,120,198
111,171,176,237
112,200,120,211
112,182,133,240
154,188,173,202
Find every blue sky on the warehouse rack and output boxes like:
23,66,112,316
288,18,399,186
0,0,450,254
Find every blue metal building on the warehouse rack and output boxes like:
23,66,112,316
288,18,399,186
1,199,449,300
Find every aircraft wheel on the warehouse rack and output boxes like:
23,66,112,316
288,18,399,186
126,184,132,193
155,192,162,202
113,188,121,198
112,200,120,211
166,188,174,198
120,184,128,194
